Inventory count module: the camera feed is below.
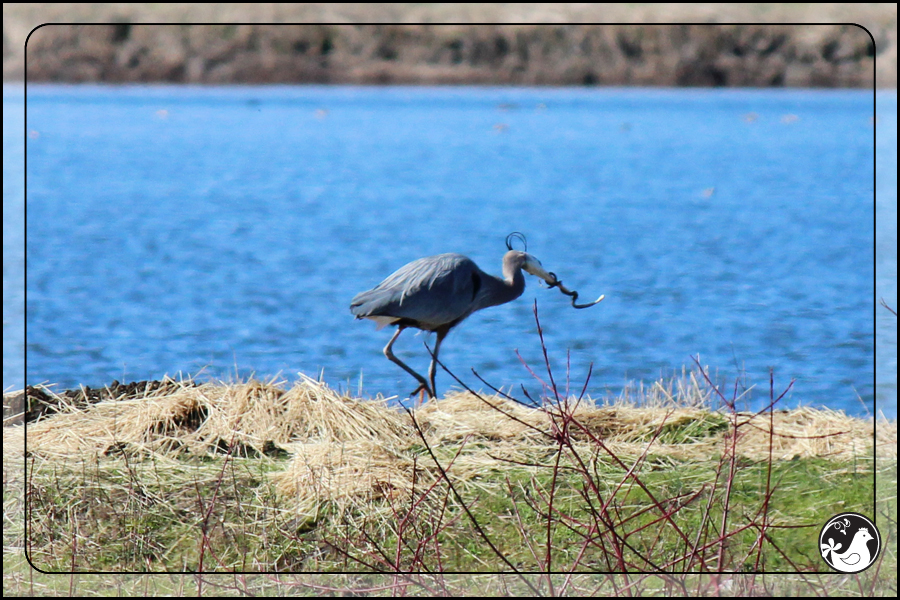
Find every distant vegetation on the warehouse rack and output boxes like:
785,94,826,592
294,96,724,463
3,3,896,87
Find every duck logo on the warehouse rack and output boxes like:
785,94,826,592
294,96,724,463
819,513,881,573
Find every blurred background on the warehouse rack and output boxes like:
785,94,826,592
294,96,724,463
3,4,896,418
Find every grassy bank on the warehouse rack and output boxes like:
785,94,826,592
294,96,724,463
4,360,896,594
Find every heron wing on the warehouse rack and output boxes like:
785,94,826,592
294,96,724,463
350,253,482,329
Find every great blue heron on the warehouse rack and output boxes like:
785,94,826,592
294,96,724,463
350,234,603,400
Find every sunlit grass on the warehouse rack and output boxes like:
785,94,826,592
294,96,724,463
3,353,894,595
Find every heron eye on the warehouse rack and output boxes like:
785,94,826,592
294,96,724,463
470,272,482,300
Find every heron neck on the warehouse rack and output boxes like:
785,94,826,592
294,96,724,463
478,263,526,310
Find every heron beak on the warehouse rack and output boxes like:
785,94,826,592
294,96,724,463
522,254,557,285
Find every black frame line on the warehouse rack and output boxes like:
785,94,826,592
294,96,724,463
19,20,882,578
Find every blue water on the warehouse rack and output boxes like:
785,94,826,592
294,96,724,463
5,84,895,417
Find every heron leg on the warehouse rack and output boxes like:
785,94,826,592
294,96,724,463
383,326,433,399
427,330,448,400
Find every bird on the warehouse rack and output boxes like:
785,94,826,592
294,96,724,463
350,241,557,401
822,527,875,572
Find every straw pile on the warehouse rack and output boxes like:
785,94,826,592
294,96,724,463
6,375,410,459
733,407,896,461
270,440,421,514
4,378,893,514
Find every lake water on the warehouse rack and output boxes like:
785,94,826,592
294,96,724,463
4,85,896,417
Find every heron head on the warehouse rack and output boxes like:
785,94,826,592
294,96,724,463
511,251,556,285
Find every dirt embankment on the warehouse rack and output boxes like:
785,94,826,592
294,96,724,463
5,21,895,87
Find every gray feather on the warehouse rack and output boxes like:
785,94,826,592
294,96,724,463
350,253,482,330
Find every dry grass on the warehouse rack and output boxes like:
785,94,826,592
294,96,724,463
6,375,409,459
2,367,894,591
5,374,892,513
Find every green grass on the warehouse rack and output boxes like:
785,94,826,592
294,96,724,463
6,450,894,596
4,350,895,595
12,441,886,575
